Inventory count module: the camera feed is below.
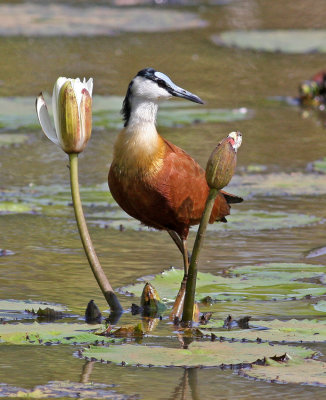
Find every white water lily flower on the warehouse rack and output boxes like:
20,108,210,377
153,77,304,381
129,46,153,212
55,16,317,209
36,77,93,154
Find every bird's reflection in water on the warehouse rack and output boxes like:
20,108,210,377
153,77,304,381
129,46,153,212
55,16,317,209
171,368,200,400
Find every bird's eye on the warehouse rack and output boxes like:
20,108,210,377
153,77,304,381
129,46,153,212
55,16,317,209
156,79,167,89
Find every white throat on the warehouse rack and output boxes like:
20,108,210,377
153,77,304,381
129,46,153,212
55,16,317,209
122,97,160,162
128,97,159,127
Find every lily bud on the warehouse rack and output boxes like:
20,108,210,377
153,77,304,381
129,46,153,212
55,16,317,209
140,282,166,316
36,77,93,154
205,131,242,190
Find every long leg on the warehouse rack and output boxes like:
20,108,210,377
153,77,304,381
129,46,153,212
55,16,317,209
168,230,184,255
168,230,191,267
169,235,190,322
182,239,189,277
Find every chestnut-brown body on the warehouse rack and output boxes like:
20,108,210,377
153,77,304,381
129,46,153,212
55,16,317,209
109,132,241,240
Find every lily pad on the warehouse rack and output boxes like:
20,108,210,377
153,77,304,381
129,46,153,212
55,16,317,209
94,106,250,129
205,319,326,343
245,164,268,173
203,298,326,319
230,172,326,197
31,183,115,208
313,300,326,313
82,340,314,367
0,95,250,132
241,359,326,386
0,322,119,345
308,158,326,174
0,299,67,322
201,209,319,232
212,30,326,54
0,184,114,219
7,184,317,232
91,208,320,232
0,381,131,399
0,133,30,146
305,245,326,259
0,4,207,36
0,202,38,215
120,263,326,302
156,107,250,127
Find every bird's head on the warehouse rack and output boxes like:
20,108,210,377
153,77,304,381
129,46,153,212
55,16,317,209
122,68,203,126
131,68,204,104
227,131,242,152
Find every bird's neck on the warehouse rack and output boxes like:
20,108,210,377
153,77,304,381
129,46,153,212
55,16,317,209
113,99,164,177
127,97,158,127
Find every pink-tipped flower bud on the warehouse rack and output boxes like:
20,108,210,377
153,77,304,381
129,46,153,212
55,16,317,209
205,131,242,190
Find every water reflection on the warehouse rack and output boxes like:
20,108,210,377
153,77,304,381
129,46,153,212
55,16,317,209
170,369,200,400
80,360,95,384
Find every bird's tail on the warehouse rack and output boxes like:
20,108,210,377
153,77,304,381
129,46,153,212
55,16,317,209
220,190,243,204
210,190,243,224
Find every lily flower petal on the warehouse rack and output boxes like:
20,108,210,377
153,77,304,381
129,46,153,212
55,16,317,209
52,77,69,140
80,87,92,148
35,93,59,145
58,81,81,153
70,78,83,114
85,78,93,97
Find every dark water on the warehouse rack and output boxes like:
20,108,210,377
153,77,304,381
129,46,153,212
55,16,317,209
1,0,326,398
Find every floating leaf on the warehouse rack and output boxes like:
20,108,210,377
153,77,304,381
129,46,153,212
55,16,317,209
204,319,326,343
313,300,326,313
0,322,118,345
120,263,326,303
0,381,131,399
0,202,38,215
308,158,326,174
201,210,319,232
0,4,207,37
241,359,326,386
230,172,326,197
205,298,326,320
305,245,326,259
0,300,66,322
1,180,321,232
0,184,114,220
212,30,326,54
0,95,250,132
28,183,115,208
82,341,314,367
245,164,268,173
0,133,30,146
91,208,319,232
157,107,250,127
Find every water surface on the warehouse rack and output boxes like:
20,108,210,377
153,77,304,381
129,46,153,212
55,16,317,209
1,0,326,398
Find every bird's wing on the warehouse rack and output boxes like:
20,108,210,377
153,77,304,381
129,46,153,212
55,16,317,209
159,137,241,223
157,138,217,223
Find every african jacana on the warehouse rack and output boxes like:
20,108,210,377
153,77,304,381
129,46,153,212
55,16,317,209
108,68,243,276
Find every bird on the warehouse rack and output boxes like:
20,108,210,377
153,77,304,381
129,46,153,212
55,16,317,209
299,70,326,107
108,68,243,280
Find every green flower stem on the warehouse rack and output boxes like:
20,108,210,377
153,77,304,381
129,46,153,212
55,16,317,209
182,188,218,323
69,153,123,314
